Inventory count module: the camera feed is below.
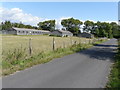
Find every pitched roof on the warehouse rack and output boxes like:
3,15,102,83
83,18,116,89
80,32,93,35
56,30,73,34
12,27,50,32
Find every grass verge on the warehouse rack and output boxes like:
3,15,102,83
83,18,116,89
2,39,106,76
106,39,120,88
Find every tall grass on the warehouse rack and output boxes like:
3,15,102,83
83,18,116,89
106,39,120,88
2,35,88,53
1,35,106,76
2,43,92,76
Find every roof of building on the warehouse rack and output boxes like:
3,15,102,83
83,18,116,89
53,30,73,34
79,32,93,35
11,27,50,32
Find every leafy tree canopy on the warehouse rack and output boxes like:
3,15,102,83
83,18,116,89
61,17,83,35
37,20,55,31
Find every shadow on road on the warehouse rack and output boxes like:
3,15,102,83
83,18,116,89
78,43,118,62
95,44,118,48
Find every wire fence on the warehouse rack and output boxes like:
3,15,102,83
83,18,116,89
2,35,101,61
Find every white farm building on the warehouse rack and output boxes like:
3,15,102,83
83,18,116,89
78,32,94,38
51,30,73,37
2,27,51,35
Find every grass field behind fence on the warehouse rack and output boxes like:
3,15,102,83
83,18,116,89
2,35,91,56
1,35,100,76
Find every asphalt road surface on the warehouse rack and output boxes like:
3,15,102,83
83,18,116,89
2,39,118,88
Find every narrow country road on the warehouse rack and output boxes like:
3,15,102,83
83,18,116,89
2,39,118,88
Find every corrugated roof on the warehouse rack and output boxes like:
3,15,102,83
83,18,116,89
12,27,50,32
58,30,73,34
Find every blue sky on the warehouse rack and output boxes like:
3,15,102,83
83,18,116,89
0,2,118,27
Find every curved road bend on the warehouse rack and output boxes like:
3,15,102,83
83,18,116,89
2,39,118,88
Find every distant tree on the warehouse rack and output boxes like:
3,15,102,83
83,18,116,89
12,22,37,29
61,17,83,35
32,26,38,29
0,22,2,30
1,21,38,30
18,22,25,28
83,20,94,33
94,21,113,38
37,20,55,31
104,22,113,38
118,25,120,38
95,28,99,37
12,23,19,27
92,21,101,37
25,25,33,29
110,22,119,38
1,21,12,30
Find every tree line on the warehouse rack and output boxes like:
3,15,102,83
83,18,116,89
0,17,120,38
0,21,38,30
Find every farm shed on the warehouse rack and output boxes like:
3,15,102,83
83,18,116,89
2,27,51,35
51,30,73,37
78,32,94,38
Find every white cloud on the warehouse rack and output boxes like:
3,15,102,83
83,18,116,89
0,7,118,28
55,17,72,29
0,7,72,28
0,7,43,26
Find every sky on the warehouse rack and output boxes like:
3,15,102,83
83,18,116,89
0,2,118,28
118,2,120,22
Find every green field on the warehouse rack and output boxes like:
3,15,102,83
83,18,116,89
1,35,95,76
2,35,91,56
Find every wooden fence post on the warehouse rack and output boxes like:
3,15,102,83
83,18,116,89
53,38,55,51
70,37,72,46
92,39,93,44
63,41,65,48
89,39,91,44
79,38,81,44
29,38,32,56
20,44,22,50
74,41,77,45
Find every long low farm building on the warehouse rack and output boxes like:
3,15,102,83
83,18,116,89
2,27,51,35
51,30,73,37
78,32,94,38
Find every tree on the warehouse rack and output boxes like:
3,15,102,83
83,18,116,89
83,20,94,33
118,25,120,38
94,21,113,38
37,20,55,31
61,18,83,35
25,25,33,29
110,22,119,38
105,23,113,38
100,22,113,38
1,21,12,30
18,22,25,28
1,21,38,30
12,23,19,27
93,21,102,37
95,28,99,37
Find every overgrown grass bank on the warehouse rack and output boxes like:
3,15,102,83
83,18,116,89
2,43,92,76
107,39,120,88
2,38,106,76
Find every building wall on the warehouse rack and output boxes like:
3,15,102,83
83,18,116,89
63,33,73,37
52,31,73,37
51,31,62,36
78,33,94,38
16,30,43,35
16,30,51,35
2,30,17,35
